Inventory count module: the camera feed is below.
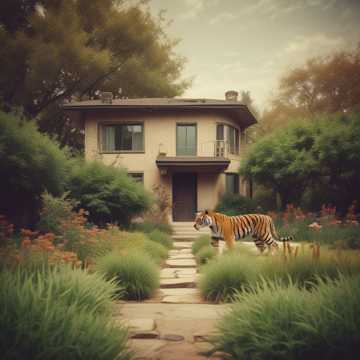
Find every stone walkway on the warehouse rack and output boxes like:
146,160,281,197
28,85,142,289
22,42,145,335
112,224,231,359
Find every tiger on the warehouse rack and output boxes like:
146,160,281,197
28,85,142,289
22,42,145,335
193,210,293,253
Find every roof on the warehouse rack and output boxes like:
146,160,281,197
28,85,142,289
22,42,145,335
63,97,257,128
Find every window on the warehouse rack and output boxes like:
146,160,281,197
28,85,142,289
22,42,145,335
128,172,144,184
216,123,240,155
227,125,240,154
176,124,197,156
225,173,239,194
101,123,143,152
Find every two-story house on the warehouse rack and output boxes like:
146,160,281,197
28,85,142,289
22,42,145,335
64,90,257,222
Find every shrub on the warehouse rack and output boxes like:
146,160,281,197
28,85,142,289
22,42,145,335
214,275,360,359
131,219,173,235
0,111,69,227
142,240,168,264
148,229,173,248
196,245,216,264
192,235,211,255
215,193,260,216
67,159,152,226
96,251,160,300
0,268,130,360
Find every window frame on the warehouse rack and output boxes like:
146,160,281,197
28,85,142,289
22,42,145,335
98,121,145,153
176,122,197,156
216,122,240,155
225,173,239,194
128,172,144,184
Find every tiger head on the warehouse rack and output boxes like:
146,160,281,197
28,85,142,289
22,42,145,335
193,210,213,230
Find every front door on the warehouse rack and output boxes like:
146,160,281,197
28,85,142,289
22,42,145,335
172,173,197,221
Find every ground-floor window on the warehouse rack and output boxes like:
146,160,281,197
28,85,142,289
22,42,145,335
225,173,239,194
128,172,144,184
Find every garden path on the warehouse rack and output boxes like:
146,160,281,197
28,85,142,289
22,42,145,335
113,223,231,359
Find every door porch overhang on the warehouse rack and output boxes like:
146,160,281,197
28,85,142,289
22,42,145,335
156,155,230,174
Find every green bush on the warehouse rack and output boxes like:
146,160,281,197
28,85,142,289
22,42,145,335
214,275,360,359
0,111,69,227
67,159,152,226
215,193,261,216
192,235,211,255
199,249,360,302
143,239,168,264
130,219,173,235
196,245,216,264
148,229,173,248
96,251,160,300
0,267,130,360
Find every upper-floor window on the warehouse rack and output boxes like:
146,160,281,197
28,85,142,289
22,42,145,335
176,123,197,156
101,123,144,152
216,123,240,155
128,172,144,184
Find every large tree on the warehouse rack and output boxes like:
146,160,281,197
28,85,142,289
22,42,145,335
260,46,360,134
0,0,189,148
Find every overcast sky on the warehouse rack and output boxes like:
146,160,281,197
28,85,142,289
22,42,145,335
149,0,360,111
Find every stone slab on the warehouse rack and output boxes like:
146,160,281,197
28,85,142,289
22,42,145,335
160,268,197,279
166,259,197,267
131,330,159,339
160,288,199,297
179,248,192,254
168,253,195,260
160,277,196,288
162,295,202,304
174,241,193,249
130,339,167,359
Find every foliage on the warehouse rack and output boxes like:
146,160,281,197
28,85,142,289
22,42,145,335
0,0,189,149
131,219,173,235
96,250,160,300
259,46,360,135
214,275,360,359
0,267,130,360
67,160,152,226
147,229,173,249
216,193,261,215
0,111,69,226
199,245,360,303
196,245,216,265
192,235,211,255
241,113,360,210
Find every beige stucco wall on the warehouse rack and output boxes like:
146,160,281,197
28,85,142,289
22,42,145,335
84,110,249,216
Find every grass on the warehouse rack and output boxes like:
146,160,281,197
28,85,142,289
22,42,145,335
148,229,173,248
192,235,211,255
0,267,130,360
196,245,217,264
213,274,360,359
199,245,360,302
95,250,160,300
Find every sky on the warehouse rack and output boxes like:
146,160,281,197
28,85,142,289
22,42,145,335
149,0,360,111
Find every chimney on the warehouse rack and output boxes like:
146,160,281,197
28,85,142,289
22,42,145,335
225,90,238,101
101,91,113,104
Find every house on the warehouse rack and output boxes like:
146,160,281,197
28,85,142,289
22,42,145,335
64,90,257,222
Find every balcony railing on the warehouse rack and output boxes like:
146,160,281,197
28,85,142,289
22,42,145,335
197,140,239,158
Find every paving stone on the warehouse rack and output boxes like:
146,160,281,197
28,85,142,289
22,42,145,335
160,268,197,279
130,339,167,359
166,259,196,267
193,333,212,342
194,342,214,355
162,334,185,341
123,318,155,336
160,277,196,288
168,253,195,260
161,289,202,304
160,288,199,296
179,248,192,254
174,241,192,249
131,330,159,339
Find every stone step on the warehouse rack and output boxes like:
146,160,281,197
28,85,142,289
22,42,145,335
172,235,199,241
165,259,197,268
173,241,193,249
168,249,192,256
160,288,202,304
160,267,197,279
168,253,195,260
160,278,196,288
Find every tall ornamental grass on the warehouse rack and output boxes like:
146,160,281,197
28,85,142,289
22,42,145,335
96,251,160,300
192,235,211,255
214,275,360,359
199,247,360,302
0,267,130,360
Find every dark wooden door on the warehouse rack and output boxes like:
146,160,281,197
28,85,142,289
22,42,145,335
172,173,197,221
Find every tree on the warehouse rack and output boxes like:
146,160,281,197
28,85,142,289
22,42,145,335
0,0,190,148
261,46,360,134
241,112,360,211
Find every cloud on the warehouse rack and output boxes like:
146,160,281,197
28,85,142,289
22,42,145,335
209,12,239,25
